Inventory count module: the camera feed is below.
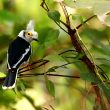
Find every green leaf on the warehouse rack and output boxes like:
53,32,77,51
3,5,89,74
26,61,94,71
36,45,45,59
72,14,85,23
0,72,6,78
44,29,60,47
44,74,55,97
48,10,61,22
98,83,110,100
48,68,56,72
47,80,55,97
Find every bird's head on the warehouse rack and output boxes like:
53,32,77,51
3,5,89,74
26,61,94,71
18,20,38,42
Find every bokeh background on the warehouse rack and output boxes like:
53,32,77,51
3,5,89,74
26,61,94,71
0,0,110,110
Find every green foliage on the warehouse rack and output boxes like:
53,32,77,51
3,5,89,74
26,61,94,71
36,28,59,58
44,28,60,47
44,74,55,97
1,0,110,110
48,10,61,22
72,14,85,23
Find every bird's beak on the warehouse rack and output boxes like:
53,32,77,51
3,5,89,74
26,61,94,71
32,32,38,42
33,38,38,42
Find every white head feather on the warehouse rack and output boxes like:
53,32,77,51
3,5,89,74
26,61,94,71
26,20,34,31
18,20,38,42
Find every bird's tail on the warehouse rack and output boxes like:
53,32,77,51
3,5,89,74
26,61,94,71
2,69,17,89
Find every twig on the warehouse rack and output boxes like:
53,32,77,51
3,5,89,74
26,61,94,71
40,0,49,12
76,15,96,30
54,21,68,34
19,49,76,72
19,60,49,73
19,73,80,79
59,49,76,55
59,20,69,28
19,59,48,71
49,105,55,110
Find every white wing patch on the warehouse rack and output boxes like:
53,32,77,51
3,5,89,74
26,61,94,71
7,52,11,69
13,46,30,68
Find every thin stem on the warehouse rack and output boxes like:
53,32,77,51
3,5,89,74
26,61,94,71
59,49,76,55
55,21,68,34
19,49,76,72
59,20,69,28
76,15,96,30
19,59,48,71
49,105,55,110
19,73,80,79
60,2,70,26
40,0,49,12
19,60,49,73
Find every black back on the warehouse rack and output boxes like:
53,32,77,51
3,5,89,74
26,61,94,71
8,37,31,68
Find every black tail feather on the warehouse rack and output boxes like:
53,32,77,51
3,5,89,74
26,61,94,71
2,69,17,89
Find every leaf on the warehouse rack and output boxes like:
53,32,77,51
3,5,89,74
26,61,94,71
44,29,60,47
0,72,6,78
36,45,45,59
100,83,110,99
48,68,56,72
44,74,55,97
38,28,59,48
48,10,61,22
47,66,60,72
72,14,85,23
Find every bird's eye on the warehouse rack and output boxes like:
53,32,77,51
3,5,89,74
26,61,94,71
27,32,32,36
28,33,30,35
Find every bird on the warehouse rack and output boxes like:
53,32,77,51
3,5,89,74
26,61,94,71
2,20,38,89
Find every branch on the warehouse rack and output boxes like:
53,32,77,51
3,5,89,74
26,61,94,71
19,49,76,72
40,0,49,12
76,15,96,30
54,21,68,34
19,60,49,73
19,59,48,71
40,0,110,107
19,73,80,79
41,0,69,33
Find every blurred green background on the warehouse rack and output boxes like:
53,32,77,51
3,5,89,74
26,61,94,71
0,0,110,110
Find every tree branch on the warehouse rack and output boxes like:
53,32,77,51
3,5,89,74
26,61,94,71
40,0,110,108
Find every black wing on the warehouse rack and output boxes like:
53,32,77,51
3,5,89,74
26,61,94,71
7,37,31,69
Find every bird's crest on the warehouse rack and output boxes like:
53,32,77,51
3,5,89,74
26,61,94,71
26,20,35,31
